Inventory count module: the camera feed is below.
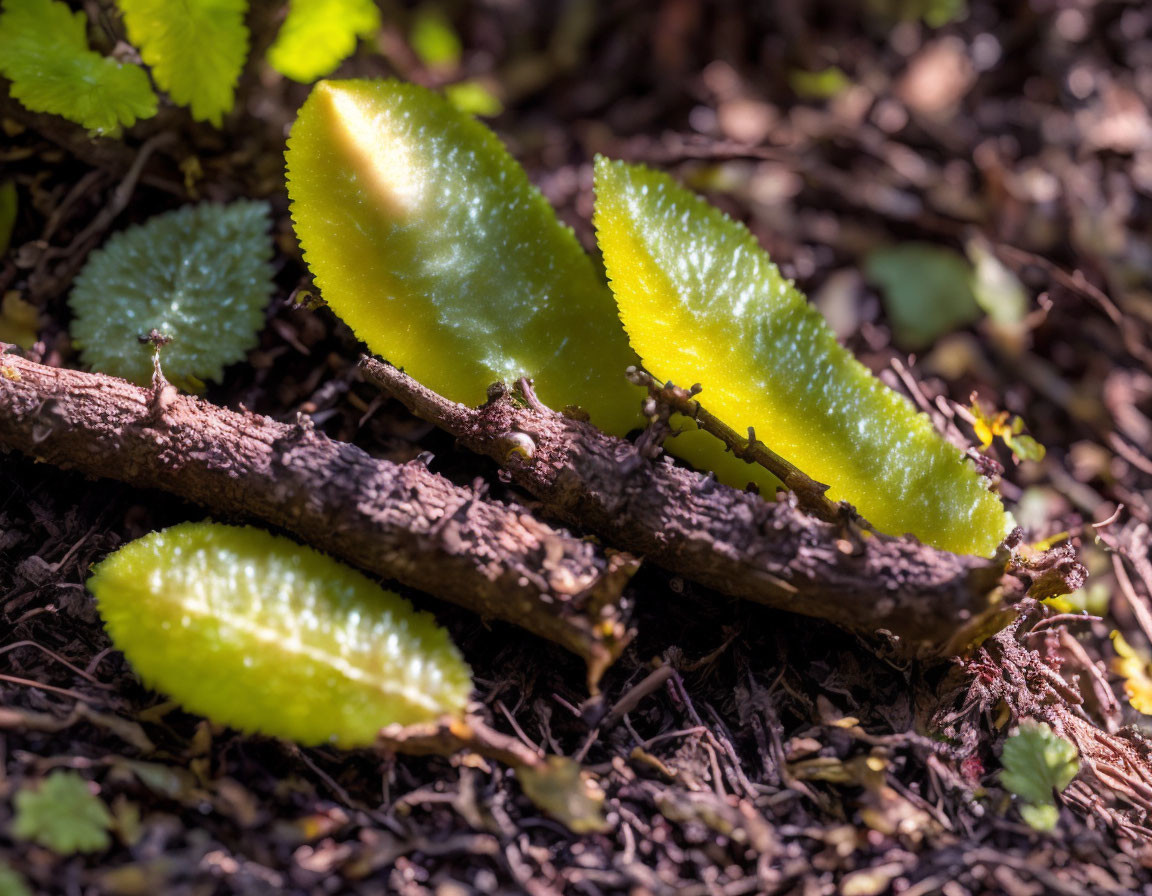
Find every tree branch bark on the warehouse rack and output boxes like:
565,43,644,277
359,357,1042,658
0,351,637,687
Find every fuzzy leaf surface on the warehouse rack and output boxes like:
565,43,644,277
90,522,473,747
69,200,274,387
594,157,1013,556
0,0,156,134
285,79,643,435
117,0,247,125
267,0,380,82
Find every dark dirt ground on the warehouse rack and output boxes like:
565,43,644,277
4,0,1152,893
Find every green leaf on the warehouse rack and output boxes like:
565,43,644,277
1000,720,1078,831
866,0,966,27
267,0,380,83
69,200,274,387
865,243,982,350
595,158,1013,556
1018,802,1059,832
285,79,642,436
0,0,157,135
444,80,503,117
410,5,461,70
789,66,851,100
0,181,17,256
967,238,1029,326
117,0,248,126
11,771,113,854
0,863,33,896
89,522,473,747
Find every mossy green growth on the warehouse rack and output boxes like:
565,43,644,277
285,78,643,436
69,201,274,388
90,522,473,747
594,157,1014,556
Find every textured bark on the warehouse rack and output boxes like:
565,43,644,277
0,352,637,686
361,357,1023,658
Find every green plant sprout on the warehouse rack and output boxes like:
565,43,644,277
89,522,474,747
594,158,1013,556
0,0,157,134
68,200,274,388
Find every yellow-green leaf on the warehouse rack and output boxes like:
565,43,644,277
444,79,503,117
789,66,851,100
0,291,39,349
0,0,157,134
594,157,1013,556
516,756,608,834
117,0,248,126
90,522,473,747
285,79,642,436
409,4,461,70
267,0,381,83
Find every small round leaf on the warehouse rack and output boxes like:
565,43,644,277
69,201,274,387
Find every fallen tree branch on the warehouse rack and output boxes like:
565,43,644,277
360,357,1073,658
0,350,637,687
